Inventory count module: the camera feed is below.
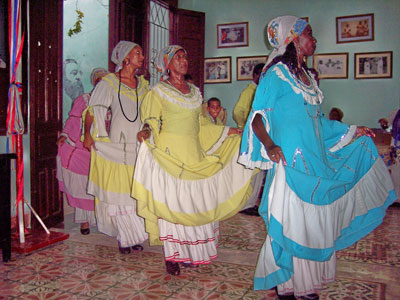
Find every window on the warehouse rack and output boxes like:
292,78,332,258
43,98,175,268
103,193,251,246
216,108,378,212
148,0,170,87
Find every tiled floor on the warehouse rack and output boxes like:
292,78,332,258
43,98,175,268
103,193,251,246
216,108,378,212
1,204,399,299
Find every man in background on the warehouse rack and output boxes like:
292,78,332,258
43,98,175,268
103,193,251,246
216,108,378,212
233,63,264,128
233,63,265,216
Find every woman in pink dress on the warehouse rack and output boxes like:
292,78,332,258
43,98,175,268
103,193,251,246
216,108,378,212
57,68,108,235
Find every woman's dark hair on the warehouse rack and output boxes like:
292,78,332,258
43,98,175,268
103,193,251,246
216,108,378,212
263,42,308,78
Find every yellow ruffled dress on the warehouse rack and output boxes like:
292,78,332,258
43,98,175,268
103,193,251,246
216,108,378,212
132,81,255,264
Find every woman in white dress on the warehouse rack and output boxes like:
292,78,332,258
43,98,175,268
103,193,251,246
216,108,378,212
83,41,149,254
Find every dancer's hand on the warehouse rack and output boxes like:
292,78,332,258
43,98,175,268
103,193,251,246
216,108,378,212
56,136,66,147
267,144,287,166
83,132,96,151
228,127,243,135
356,126,375,138
137,128,151,142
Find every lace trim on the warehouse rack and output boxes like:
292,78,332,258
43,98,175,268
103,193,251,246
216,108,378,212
154,83,202,109
273,63,324,105
237,109,274,170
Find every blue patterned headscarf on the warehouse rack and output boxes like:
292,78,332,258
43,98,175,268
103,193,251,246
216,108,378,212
265,16,308,66
155,45,187,80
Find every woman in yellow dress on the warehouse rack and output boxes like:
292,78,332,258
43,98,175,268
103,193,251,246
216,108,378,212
83,41,149,254
133,46,255,275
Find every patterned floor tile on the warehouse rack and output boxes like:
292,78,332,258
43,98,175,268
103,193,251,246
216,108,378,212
1,206,398,299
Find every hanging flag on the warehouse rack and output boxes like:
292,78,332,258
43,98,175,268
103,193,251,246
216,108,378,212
6,0,25,213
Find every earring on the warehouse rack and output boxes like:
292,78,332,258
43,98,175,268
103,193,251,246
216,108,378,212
124,59,130,65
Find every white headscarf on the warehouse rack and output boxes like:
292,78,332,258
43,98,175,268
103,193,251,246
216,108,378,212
111,41,139,72
265,16,308,66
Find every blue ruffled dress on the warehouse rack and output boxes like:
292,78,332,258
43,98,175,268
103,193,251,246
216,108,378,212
238,62,396,293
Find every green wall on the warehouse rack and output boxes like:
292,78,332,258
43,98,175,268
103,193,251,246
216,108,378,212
179,0,399,128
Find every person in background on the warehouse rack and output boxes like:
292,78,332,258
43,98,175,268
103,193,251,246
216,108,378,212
233,63,264,128
233,63,266,217
186,73,227,125
57,67,108,235
199,97,225,125
133,45,255,276
239,15,395,299
83,41,149,254
329,107,344,122
378,118,390,133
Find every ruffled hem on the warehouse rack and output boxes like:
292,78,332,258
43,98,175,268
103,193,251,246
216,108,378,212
133,141,254,245
95,200,148,246
160,219,219,265
74,208,96,225
267,158,395,259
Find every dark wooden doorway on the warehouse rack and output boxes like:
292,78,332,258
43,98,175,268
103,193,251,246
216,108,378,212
29,0,64,229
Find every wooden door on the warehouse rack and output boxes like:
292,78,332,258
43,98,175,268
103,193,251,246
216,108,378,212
29,0,63,228
109,0,148,71
170,8,205,93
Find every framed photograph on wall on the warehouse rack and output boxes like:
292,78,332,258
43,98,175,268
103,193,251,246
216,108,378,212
354,51,392,79
236,56,267,81
204,57,231,84
336,13,374,43
312,53,348,79
217,22,249,48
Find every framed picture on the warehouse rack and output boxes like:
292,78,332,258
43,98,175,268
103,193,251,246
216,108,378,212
236,56,267,81
312,53,348,79
336,13,374,43
204,57,231,84
217,22,249,48
354,51,392,79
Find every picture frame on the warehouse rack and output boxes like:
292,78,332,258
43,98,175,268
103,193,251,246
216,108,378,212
336,13,374,44
204,57,232,84
354,51,392,79
236,56,267,81
312,53,348,79
217,22,249,48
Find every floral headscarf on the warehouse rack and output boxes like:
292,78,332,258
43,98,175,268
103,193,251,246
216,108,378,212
90,68,108,87
111,41,139,72
265,16,308,67
155,45,187,80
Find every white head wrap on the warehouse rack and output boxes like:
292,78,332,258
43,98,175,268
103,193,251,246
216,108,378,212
111,41,139,72
265,16,308,67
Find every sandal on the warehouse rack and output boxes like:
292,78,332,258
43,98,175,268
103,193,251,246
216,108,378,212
165,261,180,276
119,246,131,254
274,287,296,300
131,244,144,251
298,294,319,300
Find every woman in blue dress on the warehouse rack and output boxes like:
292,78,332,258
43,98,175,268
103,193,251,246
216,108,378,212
239,16,396,299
